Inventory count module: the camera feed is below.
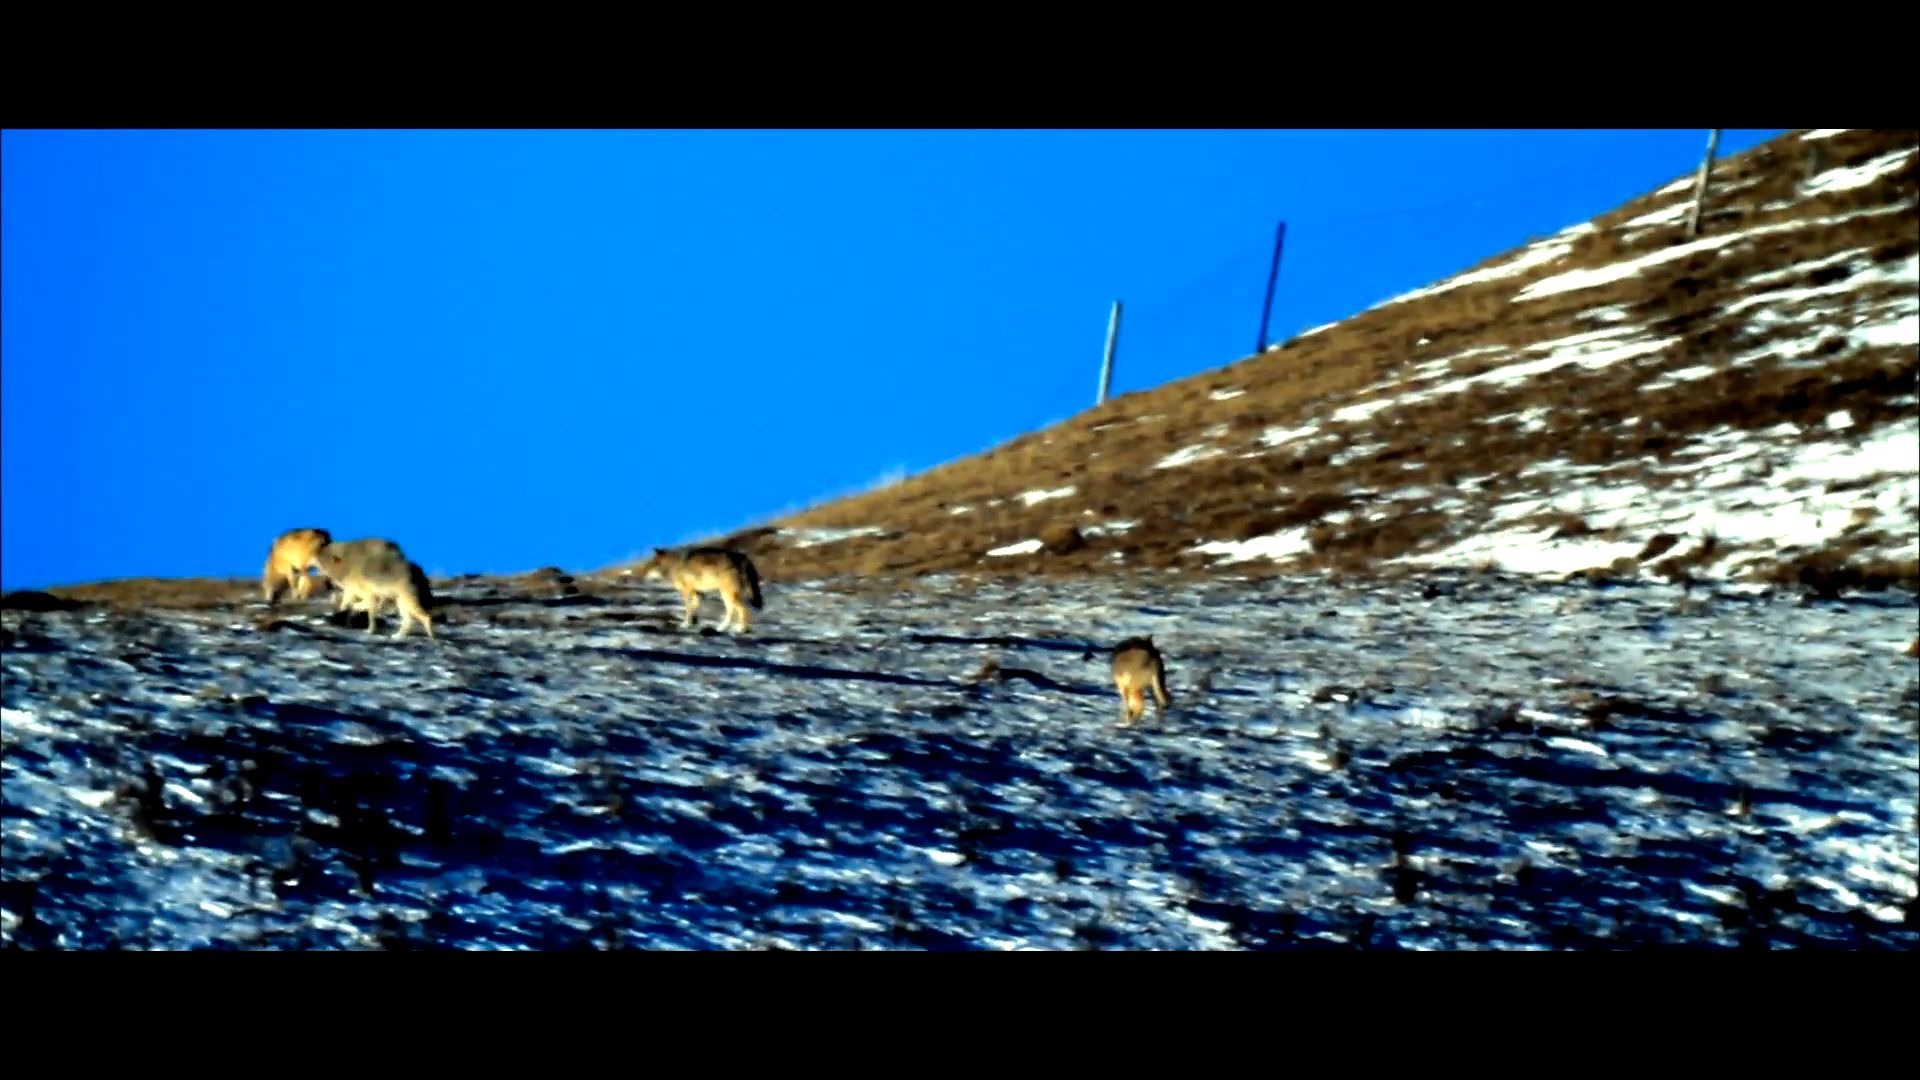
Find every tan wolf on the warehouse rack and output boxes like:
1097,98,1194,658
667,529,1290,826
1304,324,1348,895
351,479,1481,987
637,547,763,633
313,538,435,639
262,528,333,606
1110,636,1171,725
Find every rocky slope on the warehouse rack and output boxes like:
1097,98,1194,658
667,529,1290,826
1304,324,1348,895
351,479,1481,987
5,572,1915,949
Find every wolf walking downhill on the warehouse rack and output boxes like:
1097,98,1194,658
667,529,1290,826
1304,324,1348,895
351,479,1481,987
1110,636,1172,725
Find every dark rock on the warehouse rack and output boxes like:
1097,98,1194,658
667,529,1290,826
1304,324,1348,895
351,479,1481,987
1038,523,1087,555
1,590,85,613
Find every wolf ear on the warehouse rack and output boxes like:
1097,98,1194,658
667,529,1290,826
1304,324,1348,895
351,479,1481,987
653,547,667,556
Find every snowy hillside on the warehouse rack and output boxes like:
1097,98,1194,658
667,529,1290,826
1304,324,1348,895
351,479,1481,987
4,572,1915,949
746,128,1918,592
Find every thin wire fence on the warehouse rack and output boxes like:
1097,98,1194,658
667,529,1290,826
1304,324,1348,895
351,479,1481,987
1009,146,1715,437
971,129,1770,465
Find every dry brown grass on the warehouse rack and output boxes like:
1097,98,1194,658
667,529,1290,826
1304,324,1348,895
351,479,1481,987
41,576,259,610
1758,553,1920,598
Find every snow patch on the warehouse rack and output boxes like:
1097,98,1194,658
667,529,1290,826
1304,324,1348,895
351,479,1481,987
788,527,887,548
1405,418,1919,580
1620,202,1692,230
3,708,59,739
1407,327,1674,403
1156,444,1226,470
1019,486,1077,507
1388,235,1578,305
1400,528,1646,578
1804,148,1916,197
1723,254,1919,319
1259,423,1321,450
1642,364,1720,392
1516,203,1919,302
1852,311,1919,351
1329,397,1400,425
1192,528,1313,564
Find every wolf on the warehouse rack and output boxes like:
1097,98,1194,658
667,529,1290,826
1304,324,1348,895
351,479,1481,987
262,528,332,606
337,562,435,623
637,547,763,633
313,538,434,639
1110,636,1171,725
318,539,405,614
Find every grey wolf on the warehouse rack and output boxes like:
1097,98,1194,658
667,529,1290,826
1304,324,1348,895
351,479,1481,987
313,538,434,639
636,547,763,633
337,562,435,625
262,528,332,606
319,538,404,612
1110,636,1171,725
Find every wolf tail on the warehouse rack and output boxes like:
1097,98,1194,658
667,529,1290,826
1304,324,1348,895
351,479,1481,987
738,553,763,610
410,562,437,610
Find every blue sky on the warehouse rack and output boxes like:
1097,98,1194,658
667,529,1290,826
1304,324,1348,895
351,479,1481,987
1,128,1785,590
